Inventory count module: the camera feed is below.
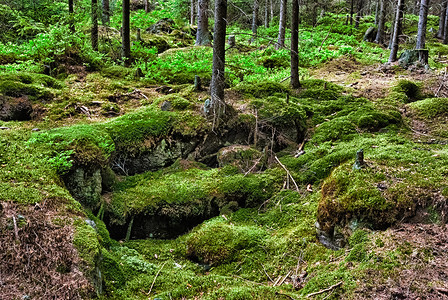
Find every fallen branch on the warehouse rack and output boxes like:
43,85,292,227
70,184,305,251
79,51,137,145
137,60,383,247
306,281,343,298
12,216,19,240
275,156,299,192
146,262,167,295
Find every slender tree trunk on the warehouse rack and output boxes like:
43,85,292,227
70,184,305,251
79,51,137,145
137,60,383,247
102,0,110,24
350,0,355,25
196,0,211,45
69,0,75,33
210,0,227,119
91,0,98,51
265,0,269,27
276,0,287,49
355,0,364,28
389,0,404,62
122,0,131,66
437,0,447,38
270,0,274,22
375,0,385,44
291,0,300,89
144,0,149,13
191,0,196,25
416,0,430,49
443,2,448,43
251,0,259,43
375,0,379,25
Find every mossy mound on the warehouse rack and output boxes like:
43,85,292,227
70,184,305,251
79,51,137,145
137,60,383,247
0,72,62,100
393,80,422,103
146,35,171,53
100,66,133,79
152,94,192,111
186,217,267,266
235,81,289,98
298,79,344,101
408,97,448,119
312,117,358,144
105,166,283,239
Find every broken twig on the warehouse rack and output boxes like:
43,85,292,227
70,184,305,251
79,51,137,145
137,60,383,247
306,281,343,298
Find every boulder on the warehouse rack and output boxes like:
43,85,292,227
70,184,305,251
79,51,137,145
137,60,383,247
147,18,175,34
363,27,377,42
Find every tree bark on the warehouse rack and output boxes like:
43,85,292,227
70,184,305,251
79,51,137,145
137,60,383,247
69,0,75,33
264,0,269,27
355,0,364,28
375,0,385,44
270,0,274,22
191,0,196,26
145,0,149,13
251,0,259,43
102,0,110,24
389,0,404,62
437,0,447,38
210,0,227,119
122,0,131,67
443,2,448,44
276,0,287,49
291,0,300,89
91,0,98,51
196,0,211,45
350,0,355,25
416,0,430,49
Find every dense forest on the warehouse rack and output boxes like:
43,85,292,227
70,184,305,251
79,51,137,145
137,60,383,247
1,0,448,299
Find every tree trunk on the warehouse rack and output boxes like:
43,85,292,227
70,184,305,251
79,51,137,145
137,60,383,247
210,0,227,119
69,0,75,33
102,0,110,24
122,0,131,67
375,0,385,44
190,0,195,26
291,0,300,89
350,0,355,25
251,0,259,43
265,0,269,27
389,0,404,62
374,0,379,25
276,0,287,49
437,0,447,38
355,0,364,28
416,0,430,49
91,0,98,51
144,0,149,13
196,0,210,46
270,0,274,22
443,2,448,44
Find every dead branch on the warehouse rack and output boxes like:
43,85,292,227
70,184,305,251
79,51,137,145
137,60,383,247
12,216,19,240
306,281,343,298
275,156,299,192
147,261,167,295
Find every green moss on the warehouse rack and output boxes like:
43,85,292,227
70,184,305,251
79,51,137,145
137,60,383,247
152,94,192,110
235,81,289,98
73,218,101,270
408,97,448,119
186,217,267,265
393,80,422,103
251,95,307,129
28,124,115,166
349,229,369,247
347,107,402,131
299,79,344,101
100,66,133,78
312,117,358,144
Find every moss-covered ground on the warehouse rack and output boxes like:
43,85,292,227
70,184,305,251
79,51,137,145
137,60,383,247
1,7,448,300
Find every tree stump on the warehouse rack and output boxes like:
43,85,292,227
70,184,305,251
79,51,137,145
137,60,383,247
194,75,202,91
353,149,367,170
398,49,429,67
228,35,236,48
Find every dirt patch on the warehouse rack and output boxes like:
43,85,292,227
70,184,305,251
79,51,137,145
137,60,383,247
0,201,92,299
354,223,448,299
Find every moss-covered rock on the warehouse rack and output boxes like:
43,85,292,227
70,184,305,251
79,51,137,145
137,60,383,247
393,80,422,103
186,217,267,265
217,145,263,172
408,97,448,118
